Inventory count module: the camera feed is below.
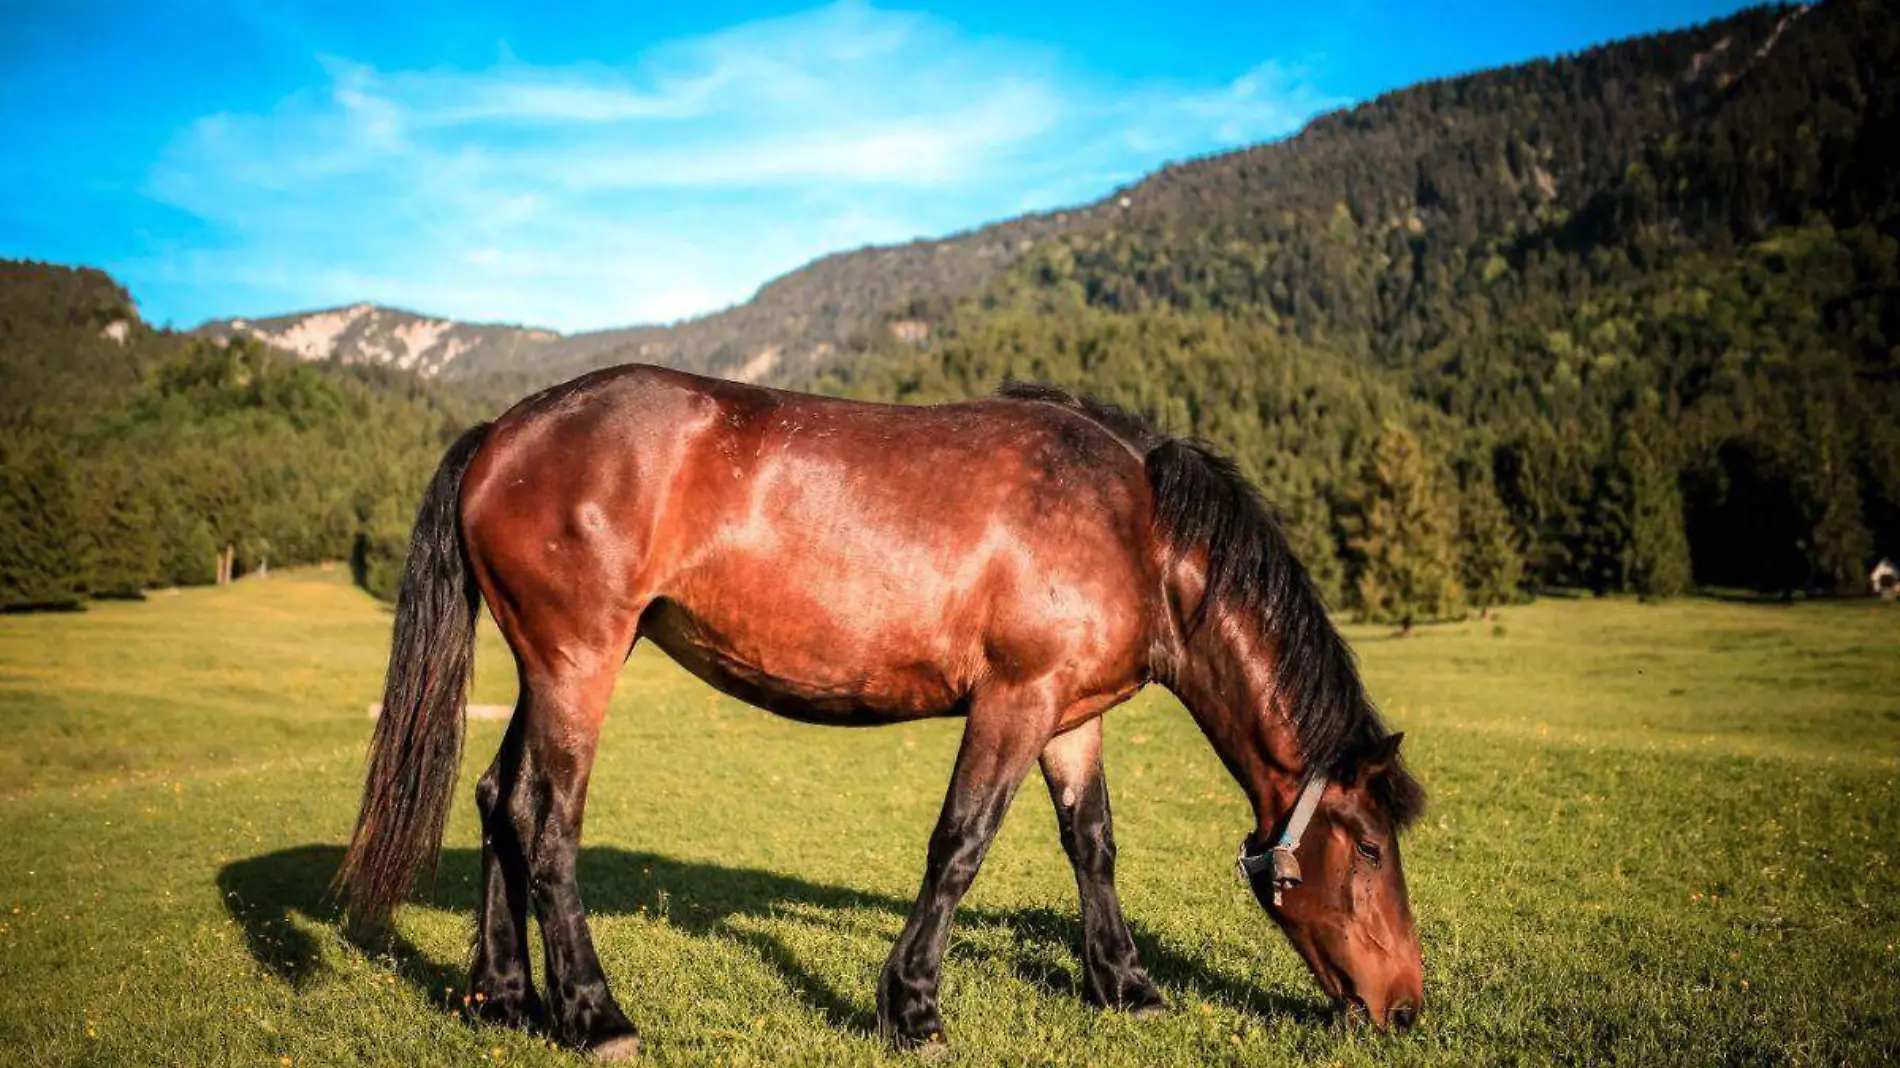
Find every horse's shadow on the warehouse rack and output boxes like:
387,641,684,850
216,844,1323,1037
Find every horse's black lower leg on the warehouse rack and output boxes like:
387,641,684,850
469,715,542,1028
1040,719,1163,1015
877,783,1014,1048
511,681,639,1060
878,692,1051,1049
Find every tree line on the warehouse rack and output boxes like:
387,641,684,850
1,264,466,609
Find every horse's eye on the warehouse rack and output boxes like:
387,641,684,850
1355,841,1382,866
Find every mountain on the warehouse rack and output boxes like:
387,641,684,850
197,303,561,379
190,4,1816,396
194,202,1105,388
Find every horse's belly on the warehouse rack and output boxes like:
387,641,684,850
638,597,966,726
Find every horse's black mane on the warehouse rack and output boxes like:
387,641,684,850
999,381,1424,829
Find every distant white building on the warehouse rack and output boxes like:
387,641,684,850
1874,558,1900,600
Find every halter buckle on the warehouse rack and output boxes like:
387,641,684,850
1234,842,1305,905
1236,774,1327,906
1268,844,1302,906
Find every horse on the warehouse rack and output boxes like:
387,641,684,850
336,365,1426,1059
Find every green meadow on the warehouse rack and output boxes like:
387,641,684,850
0,569,1895,1066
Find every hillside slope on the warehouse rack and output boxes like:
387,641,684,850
814,0,1899,601
0,260,189,428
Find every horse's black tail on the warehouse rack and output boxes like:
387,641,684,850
335,422,491,925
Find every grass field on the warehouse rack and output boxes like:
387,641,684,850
1,568,1896,1066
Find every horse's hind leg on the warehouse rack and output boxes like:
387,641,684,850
878,684,1058,1049
1040,718,1164,1015
506,661,642,1060
468,711,541,1028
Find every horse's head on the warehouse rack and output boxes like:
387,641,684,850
1240,732,1422,1029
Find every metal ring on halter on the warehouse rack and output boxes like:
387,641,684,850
1236,774,1328,906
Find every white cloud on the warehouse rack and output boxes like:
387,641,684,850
143,1,1342,332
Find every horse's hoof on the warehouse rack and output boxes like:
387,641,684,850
1087,976,1167,1018
882,1019,949,1054
590,1034,642,1062
467,991,543,1031
1125,983,1169,1019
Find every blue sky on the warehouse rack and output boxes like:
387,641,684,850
1,0,1759,333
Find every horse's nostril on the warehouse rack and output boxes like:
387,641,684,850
1388,1003,1418,1030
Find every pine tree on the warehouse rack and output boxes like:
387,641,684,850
1804,474,1871,593
1458,468,1524,612
1494,423,1597,591
1283,492,1346,609
1796,387,1873,592
1343,423,1465,624
1613,425,1693,600
76,452,163,597
0,430,88,610
156,504,219,588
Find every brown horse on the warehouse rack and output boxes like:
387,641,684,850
337,365,1425,1059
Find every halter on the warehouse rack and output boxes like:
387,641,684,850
1236,774,1328,906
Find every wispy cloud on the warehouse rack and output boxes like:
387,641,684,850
143,1,1341,331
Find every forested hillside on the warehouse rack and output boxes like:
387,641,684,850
5,0,1896,618
0,262,186,427
1,263,467,608
808,0,1900,614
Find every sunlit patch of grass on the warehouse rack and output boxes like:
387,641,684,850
0,570,1895,1065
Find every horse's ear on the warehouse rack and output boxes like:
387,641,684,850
1355,732,1404,783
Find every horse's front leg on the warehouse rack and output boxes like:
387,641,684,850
877,685,1055,1049
1040,718,1165,1015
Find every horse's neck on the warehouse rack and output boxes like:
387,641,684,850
1165,620,1306,848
